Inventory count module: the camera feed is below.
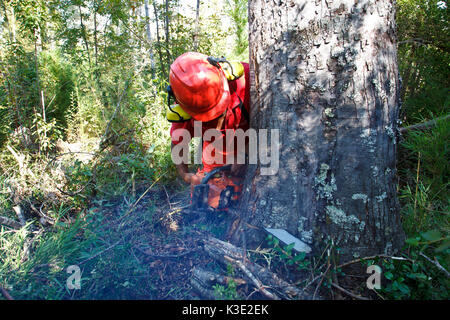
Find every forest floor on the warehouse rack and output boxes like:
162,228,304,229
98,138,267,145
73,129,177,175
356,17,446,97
85,183,327,300
87,184,233,299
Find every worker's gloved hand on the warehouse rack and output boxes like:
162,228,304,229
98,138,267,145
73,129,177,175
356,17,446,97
183,172,204,185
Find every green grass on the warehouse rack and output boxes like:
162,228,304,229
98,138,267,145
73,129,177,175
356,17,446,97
379,117,450,299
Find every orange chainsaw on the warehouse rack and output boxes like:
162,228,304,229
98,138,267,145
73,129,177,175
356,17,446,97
189,165,243,213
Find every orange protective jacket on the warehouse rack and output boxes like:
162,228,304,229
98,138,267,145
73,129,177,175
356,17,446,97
170,62,250,173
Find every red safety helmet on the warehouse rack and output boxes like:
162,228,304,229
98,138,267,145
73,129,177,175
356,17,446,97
169,52,231,122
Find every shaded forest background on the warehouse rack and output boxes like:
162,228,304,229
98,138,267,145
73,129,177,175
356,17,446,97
0,0,448,299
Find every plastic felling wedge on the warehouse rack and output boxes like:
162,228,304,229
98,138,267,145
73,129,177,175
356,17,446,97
265,228,312,254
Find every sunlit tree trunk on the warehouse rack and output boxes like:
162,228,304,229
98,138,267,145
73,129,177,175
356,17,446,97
78,5,91,66
153,0,166,79
193,0,200,51
144,0,155,78
164,0,171,74
93,0,99,72
235,0,405,260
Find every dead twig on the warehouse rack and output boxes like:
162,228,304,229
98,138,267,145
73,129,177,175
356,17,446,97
136,246,200,259
420,252,450,278
399,114,449,134
305,264,331,297
0,286,14,300
337,254,411,269
28,201,55,226
118,173,164,224
330,282,370,300
78,240,121,265
224,255,279,300
162,185,172,210
313,263,330,300
314,247,333,300
0,216,22,229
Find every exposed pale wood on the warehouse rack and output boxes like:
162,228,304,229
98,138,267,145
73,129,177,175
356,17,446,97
12,205,25,226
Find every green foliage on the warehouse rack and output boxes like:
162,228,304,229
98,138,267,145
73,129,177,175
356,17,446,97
397,0,450,123
396,117,450,300
0,210,96,299
224,0,248,60
266,234,311,271
32,113,63,155
365,249,449,300
399,119,449,255
38,50,75,131
213,264,239,300
401,119,449,192
0,0,446,301
0,45,40,132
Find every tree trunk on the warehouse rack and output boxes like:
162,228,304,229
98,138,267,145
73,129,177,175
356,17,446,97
1,2,16,43
78,5,91,66
193,0,201,51
236,0,405,260
164,0,171,73
144,0,155,78
93,1,99,72
153,1,166,79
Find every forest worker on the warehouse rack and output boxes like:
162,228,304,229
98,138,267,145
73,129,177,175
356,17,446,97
167,52,250,186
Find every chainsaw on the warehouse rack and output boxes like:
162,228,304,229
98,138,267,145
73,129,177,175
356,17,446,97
182,165,243,220
181,166,313,254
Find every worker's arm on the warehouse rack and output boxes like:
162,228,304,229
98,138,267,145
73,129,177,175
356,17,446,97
172,143,202,185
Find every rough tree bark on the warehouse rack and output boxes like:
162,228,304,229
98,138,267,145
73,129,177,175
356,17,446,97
235,0,405,260
193,0,201,51
153,0,166,79
164,0,171,73
144,0,155,77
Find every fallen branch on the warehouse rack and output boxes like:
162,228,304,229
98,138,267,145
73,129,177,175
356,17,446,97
0,216,22,229
118,173,164,224
192,267,246,287
203,237,309,299
136,246,200,259
28,201,55,226
420,252,450,279
190,276,218,300
0,287,14,300
20,229,43,264
337,254,411,270
190,267,247,299
399,114,450,134
224,255,278,300
330,282,370,300
78,240,121,265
